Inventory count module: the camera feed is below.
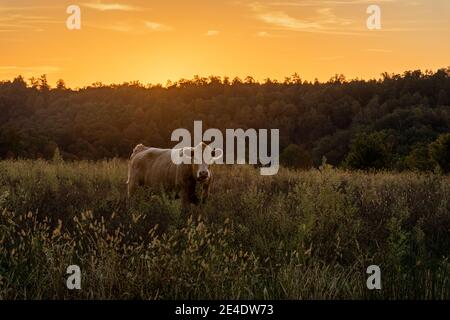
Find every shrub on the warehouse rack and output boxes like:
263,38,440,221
429,133,450,173
0,160,448,299
344,132,390,170
280,144,313,169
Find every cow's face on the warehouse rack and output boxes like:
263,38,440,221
183,143,223,182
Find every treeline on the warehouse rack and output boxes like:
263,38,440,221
0,68,449,171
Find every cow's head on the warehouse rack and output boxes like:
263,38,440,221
182,142,223,182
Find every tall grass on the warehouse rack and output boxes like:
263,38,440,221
0,159,448,299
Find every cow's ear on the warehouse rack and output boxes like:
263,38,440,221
212,148,223,161
183,147,194,159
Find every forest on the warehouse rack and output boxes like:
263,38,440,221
1,69,449,299
0,68,449,171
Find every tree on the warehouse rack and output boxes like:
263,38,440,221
0,69,448,165
244,76,255,84
429,133,450,173
12,76,27,89
404,143,434,171
38,74,50,91
329,74,346,84
291,73,302,84
437,89,449,106
56,79,67,90
280,144,312,169
29,77,39,89
344,132,390,170
52,146,63,163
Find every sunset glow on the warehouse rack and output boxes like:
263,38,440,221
1,0,449,88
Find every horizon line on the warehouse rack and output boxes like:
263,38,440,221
2,67,449,90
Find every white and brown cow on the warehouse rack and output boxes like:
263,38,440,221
127,142,222,208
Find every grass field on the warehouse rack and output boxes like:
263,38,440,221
0,159,448,299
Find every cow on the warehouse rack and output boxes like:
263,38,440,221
126,142,223,209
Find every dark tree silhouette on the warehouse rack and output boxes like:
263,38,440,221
0,68,448,171
429,133,450,173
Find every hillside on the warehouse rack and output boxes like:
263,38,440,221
0,68,449,170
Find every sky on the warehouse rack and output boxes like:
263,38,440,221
0,0,449,88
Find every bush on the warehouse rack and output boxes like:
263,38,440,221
280,144,313,169
404,143,435,171
429,133,450,173
0,160,448,299
344,132,390,170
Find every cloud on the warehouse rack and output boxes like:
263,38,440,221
256,11,359,35
145,21,172,32
0,13,61,32
84,20,173,33
319,56,345,61
0,6,59,12
0,65,61,75
82,2,142,11
316,7,352,25
257,31,269,37
249,1,433,34
364,48,393,53
255,31,289,38
248,2,365,35
258,11,322,31
205,30,220,36
267,0,396,6
96,23,133,32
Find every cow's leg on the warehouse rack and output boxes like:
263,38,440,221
201,182,211,204
179,190,190,219
127,176,138,206
182,188,202,221
180,190,190,210
126,162,135,201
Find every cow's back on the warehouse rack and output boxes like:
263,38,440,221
131,147,180,190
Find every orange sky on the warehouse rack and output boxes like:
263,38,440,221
1,0,449,88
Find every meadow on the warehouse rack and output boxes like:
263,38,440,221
0,159,448,299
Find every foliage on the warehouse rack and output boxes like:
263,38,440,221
404,143,435,172
279,144,312,169
343,132,390,170
429,133,450,173
0,160,448,299
0,68,449,171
